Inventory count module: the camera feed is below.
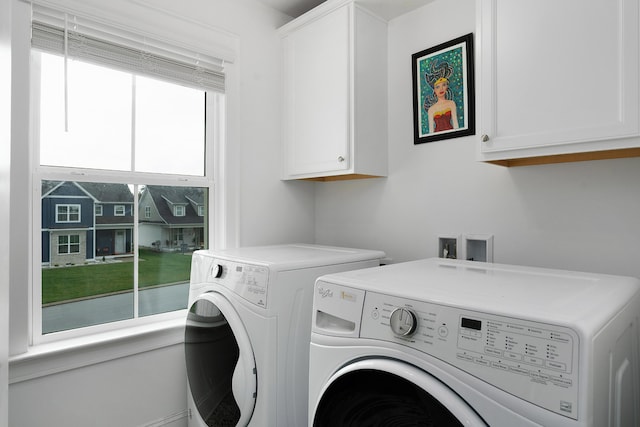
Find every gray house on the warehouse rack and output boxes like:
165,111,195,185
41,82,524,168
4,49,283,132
138,185,206,251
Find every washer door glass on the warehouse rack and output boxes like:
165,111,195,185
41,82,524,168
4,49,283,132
185,292,256,426
313,359,487,427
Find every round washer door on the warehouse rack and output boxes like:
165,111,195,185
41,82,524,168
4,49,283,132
313,358,487,427
185,292,256,426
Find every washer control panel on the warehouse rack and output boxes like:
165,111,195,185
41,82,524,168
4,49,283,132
360,291,580,420
206,259,270,307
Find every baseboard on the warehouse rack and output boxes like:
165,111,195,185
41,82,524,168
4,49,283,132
138,410,188,427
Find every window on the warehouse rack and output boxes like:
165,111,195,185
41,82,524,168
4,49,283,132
174,205,185,217
198,205,205,217
31,5,224,341
58,234,80,254
56,204,80,223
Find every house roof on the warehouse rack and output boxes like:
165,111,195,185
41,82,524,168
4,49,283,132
141,185,204,226
42,180,61,196
77,182,133,203
42,181,133,203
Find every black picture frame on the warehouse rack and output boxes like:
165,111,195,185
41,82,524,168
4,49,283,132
412,33,475,144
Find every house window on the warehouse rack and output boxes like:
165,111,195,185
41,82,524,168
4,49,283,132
198,205,205,217
56,204,80,223
58,234,80,254
174,206,185,217
31,6,223,341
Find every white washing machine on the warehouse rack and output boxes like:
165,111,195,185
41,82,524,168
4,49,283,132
309,258,640,426
184,244,385,427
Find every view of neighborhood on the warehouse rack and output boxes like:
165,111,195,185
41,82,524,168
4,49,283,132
42,181,207,266
40,181,208,332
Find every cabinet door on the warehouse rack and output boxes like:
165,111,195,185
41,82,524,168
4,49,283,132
283,5,350,177
479,0,639,158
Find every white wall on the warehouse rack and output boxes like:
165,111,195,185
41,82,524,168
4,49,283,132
1,0,12,424
315,0,640,278
9,345,187,427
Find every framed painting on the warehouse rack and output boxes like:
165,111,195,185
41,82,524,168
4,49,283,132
412,33,475,144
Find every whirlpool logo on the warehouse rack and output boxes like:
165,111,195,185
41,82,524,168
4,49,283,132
317,287,333,298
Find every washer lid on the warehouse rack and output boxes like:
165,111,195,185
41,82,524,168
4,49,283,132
194,244,385,271
313,358,487,426
317,257,640,329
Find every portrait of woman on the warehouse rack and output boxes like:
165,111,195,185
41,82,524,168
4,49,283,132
412,33,475,144
425,71,459,133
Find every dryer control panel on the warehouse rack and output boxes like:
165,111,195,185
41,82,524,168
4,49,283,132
206,259,270,308
359,291,580,420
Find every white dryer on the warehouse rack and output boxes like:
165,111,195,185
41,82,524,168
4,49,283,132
184,244,385,427
309,258,640,426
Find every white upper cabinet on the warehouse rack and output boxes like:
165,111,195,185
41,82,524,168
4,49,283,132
477,0,640,166
279,0,387,180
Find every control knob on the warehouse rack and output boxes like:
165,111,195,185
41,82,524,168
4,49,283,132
390,307,417,337
211,264,224,279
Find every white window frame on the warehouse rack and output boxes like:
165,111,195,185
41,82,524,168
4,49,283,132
174,205,185,217
57,234,80,255
31,82,223,346
26,8,230,345
198,205,205,217
95,204,103,216
56,204,80,223
144,206,151,218
114,205,126,216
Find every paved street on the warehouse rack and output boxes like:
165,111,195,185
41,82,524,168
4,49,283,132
42,283,190,334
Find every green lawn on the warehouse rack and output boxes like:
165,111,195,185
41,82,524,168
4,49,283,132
42,249,192,305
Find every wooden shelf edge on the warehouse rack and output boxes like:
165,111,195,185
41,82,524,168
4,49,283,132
484,147,640,167
299,173,386,182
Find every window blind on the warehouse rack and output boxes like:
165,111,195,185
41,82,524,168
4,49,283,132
31,4,225,92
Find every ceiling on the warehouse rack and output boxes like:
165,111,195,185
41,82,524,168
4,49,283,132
255,0,326,17
255,0,433,19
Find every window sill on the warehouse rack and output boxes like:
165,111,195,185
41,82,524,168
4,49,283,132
8,314,186,384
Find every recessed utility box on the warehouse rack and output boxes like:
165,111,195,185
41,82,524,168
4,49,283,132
438,234,461,259
464,234,493,262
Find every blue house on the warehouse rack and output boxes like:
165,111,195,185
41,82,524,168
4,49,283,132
42,181,134,265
